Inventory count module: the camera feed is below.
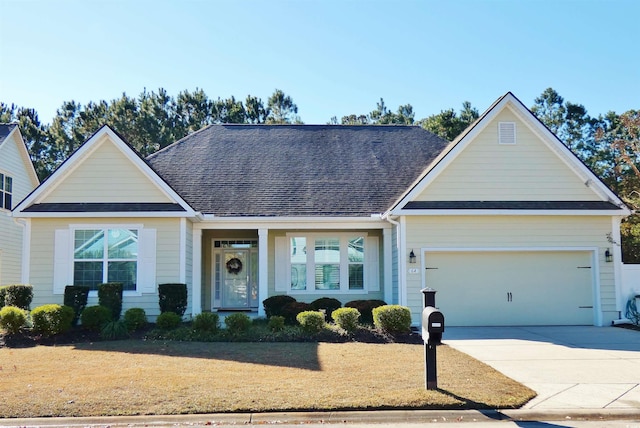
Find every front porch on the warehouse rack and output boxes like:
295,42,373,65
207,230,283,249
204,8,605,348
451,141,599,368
190,221,395,318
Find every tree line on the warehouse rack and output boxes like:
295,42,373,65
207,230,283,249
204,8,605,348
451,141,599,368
1,87,638,260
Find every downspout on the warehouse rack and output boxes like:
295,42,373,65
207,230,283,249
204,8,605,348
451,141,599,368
382,213,406,306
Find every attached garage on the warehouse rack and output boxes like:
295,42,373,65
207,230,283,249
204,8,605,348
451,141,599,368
424,250,595,326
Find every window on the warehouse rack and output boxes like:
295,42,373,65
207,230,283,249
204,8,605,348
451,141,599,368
289,234,366,292
73,228,138,291
0,173,12,210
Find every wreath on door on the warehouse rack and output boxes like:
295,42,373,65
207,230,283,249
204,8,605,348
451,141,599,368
226,257,243,275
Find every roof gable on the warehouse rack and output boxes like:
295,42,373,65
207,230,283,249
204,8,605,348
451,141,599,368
147,125,450,217
0,123,39,189
388,92,631,216
13,126,195,217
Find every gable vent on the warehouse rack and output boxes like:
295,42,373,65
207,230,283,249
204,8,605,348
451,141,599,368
498,122,516,144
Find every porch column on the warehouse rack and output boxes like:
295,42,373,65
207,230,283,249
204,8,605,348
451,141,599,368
383,227,393,304
258,228,268,317
192,227,203,317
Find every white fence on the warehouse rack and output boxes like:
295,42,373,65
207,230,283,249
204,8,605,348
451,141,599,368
621,263,640,302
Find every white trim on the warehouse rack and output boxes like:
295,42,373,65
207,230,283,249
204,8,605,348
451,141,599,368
179,218,186,283
420,246,602,326
20,218,30,283
258,229,268,317
191,228,203,316
12,126,196,216
398,217,408,306
14,211,195,218
383,228,393,304
612,216,625,313
196,215,390,229
394,209,629,216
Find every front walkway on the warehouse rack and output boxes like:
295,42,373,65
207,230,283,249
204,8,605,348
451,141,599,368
444,326,640,410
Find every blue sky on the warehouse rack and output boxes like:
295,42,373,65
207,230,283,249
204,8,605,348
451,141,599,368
1,0,638,126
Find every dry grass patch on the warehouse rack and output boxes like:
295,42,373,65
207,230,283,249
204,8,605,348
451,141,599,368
0,341,535,417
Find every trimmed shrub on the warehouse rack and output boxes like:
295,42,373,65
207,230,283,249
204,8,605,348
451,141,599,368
224,313,251,334
331,307,360,332
158,283,188,317
0,286,7,307
281,301,311,325
268,315,285,332
101,321,130,340
0,306,27,334
3,284,34,310
98,282,123,321
296,311,325,334
345,299,387,325
309,297,342,320
156,311,181,330
64,285,90,326
123,308,147,332
81,305,112,331
193,312,220,333
263,295,296,318
372,305,412,334
31,304,74,336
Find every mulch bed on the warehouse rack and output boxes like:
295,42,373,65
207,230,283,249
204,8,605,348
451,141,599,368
1,325,424,348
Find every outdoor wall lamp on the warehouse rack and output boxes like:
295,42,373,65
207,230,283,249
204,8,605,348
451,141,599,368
605,248,613,263
409,249,416,264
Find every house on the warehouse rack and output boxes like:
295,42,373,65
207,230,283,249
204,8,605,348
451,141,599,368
12,93,632,326
0,124,39,285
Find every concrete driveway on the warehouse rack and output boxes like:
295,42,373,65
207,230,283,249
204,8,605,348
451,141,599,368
444,326,640,410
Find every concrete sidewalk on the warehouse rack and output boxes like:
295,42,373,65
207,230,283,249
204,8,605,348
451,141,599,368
444,326,640,410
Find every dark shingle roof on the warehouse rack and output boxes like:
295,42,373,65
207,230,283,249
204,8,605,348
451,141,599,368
403,201,625,210
22,202,185,213
0,123,17,144
146,125,450,216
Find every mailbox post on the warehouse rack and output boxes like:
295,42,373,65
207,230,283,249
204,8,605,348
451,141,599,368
421,288,444,390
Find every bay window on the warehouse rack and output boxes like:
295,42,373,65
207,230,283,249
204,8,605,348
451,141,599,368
288,234,368,293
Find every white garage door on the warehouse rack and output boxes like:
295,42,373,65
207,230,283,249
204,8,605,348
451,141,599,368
424,251,594,326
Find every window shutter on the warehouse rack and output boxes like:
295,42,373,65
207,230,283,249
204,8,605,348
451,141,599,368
53,229,71,294
138,228,157,294
274,236,287,292
366,236,380,292
498,122,516,144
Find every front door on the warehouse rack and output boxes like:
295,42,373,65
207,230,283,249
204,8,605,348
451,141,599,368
222,250,250,308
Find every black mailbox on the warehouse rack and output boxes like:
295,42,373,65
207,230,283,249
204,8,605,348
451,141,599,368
421,306,445,344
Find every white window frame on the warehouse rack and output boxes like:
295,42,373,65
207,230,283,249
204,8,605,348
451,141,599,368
285,232,369,294
70,224,143,296
0,172,13,211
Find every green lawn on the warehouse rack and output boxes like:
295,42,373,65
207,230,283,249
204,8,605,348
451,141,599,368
0,340,535,417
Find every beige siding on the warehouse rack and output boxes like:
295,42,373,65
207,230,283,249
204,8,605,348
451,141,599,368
0,133,37,285
416,108,600,201
28,217,182,319
43,136,171,203
404,215,615,324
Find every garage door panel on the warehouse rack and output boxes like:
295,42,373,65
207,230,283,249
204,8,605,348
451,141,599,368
425,251,593,326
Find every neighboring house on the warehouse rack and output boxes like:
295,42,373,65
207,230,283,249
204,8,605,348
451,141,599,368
12,93,632,326
0,124,39,285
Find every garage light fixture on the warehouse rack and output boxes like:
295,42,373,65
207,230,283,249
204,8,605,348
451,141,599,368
409,249,416,264
605,248,613,263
